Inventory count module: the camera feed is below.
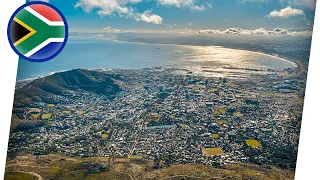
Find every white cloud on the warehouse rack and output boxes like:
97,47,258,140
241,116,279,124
266,6,311,25
267,6,304,18
138,10,163,24
294,0,316,9
242,0,316,9
190,5,206,11
75,0,211,24
102,26,121,32
157,0,207,11
75,0,163,24
281,0,316,10
197,27,312,36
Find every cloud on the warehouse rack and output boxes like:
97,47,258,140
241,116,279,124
267,6,304,18
197,27,312,36
281,0,316,10
242,0,316,9
294,0,316,9
75,0,211,24
267,6,311,25
157,0,207,11
102,26,121,32
138,10,163,24
75,0,163,24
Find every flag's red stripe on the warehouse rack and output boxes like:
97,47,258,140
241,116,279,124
29,4,62,22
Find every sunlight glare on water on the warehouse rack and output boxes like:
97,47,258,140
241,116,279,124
17,39,296,80
179,45,296,69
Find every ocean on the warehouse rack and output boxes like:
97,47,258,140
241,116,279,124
16,37,296,80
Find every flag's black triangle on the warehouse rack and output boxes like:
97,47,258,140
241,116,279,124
10,20,31,44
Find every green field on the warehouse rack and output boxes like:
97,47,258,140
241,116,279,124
218,109,226,114
233,112,244,117
63,110,70,114
213,108,227,115
4,172,37,180
246,139,262,148
211,134,220,139
215,119,228,124
202,148,224,157
47,104,55,108
102,134,109,140
128,155,143,160
42,114,52,120
31,114,40,119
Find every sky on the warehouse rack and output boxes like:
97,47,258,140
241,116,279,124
31,0,317,32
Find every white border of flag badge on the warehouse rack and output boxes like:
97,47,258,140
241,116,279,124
7,1,68,62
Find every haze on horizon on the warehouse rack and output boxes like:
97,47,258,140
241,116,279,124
30,0,316,33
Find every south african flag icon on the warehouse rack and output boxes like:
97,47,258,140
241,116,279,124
8,2,68,62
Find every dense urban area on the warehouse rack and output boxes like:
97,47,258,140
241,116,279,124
7,65,305,173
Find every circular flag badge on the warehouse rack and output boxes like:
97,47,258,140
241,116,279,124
7,2,68,62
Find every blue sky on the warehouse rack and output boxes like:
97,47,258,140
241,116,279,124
43,0,316,31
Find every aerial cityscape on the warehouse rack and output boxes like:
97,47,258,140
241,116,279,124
5,0,316,179
6,62,307,179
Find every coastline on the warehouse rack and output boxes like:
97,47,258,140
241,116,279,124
70,34,299,68
16,37,299,82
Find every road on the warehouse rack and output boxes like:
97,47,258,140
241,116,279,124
128,110,146,157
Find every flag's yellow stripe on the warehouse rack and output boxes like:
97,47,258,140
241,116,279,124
13,17,37,47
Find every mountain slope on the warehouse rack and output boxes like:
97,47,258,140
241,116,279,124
14,69,122,107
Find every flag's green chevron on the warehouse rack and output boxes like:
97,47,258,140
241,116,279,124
14,7,65,56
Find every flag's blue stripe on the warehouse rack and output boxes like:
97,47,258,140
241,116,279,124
29,42,63,60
